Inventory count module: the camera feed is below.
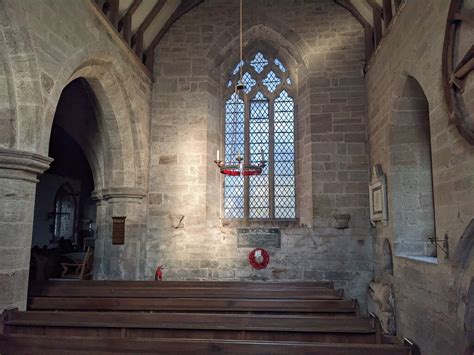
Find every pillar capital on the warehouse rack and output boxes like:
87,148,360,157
0,148,53,183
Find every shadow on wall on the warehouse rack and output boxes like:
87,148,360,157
465,279,474,354
453,219,474,269
389,76,437,258
383,239,394,276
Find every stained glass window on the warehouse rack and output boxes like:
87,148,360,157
224,52,295,220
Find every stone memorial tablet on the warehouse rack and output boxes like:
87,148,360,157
237,228,281,248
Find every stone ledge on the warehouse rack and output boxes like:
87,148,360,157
221,219,299,229
0,148,53,183
396,254,438,265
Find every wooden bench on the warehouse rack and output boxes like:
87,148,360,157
28,285,343,300
2,309,375,343
0,334,416,354
27,297,357,315
30,280,334,288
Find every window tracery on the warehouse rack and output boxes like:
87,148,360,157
224,51,295,219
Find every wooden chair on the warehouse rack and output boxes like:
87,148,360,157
60,247,94,280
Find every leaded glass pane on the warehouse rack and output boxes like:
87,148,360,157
224,93,245,218
250,52,268,73
274,58,287,72
262,71,281,93
249,92,269,219
274,90,295,219
224,54,295,220
232,60,243,75
242,72,256,94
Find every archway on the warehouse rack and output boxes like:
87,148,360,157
389,76,436,258
30,79,97,282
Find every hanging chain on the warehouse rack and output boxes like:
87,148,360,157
230,0,244,161
239,0,243,83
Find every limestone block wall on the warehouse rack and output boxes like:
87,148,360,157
0,0,152,310
149,0,373,307
366,1,474,353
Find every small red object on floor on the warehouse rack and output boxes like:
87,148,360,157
155,265,163,281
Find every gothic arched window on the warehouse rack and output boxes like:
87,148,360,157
224,51,295,220
53,183,76,241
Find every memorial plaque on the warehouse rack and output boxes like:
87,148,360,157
112,216,126,245
237,228,281,248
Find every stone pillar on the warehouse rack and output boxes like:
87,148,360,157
92,187,146,280
90,189,107,279
0,148,52,311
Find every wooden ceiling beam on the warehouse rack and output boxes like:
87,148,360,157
367,0,383,15
333,0,374,60
382,0,393,25
108,0,120,28
132,0,167,47
367,0,383,47
144,0,203,71
127,0,143,16
118,0,142,45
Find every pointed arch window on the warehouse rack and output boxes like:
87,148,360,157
53,183,77,242
224,51,295,220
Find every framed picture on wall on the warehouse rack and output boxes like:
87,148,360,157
369,164,388,226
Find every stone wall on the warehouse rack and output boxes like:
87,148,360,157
149,0,373,308
0,0,152,310
366,1,474,353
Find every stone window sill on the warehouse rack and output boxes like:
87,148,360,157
221,218,299,228
396,254,438,265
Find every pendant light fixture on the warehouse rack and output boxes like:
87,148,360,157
214,0,267,177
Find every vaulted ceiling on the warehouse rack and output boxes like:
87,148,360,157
93,0,404,77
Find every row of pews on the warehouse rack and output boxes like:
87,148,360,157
0,280,419,354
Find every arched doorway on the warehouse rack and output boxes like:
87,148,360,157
30,79,97,281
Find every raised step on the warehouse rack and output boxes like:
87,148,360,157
0,334,414,355
27,297,357,315
28,285,343,300
3,310,375,343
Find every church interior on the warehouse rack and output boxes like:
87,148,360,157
0,0,473,354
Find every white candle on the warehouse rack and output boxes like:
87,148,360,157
216,149,220,161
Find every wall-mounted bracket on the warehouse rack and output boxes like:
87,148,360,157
428,233,449,259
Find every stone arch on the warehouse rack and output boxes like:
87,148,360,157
208,21,309,83
37,53,145,191
389,74,436,257
383,239,394,276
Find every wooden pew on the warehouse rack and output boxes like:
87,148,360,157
28,285,343,300
27,297,357,315
2,310,375,343
30,280,334,288
0,334,416,354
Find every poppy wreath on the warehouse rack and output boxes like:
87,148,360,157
248,248,270,269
